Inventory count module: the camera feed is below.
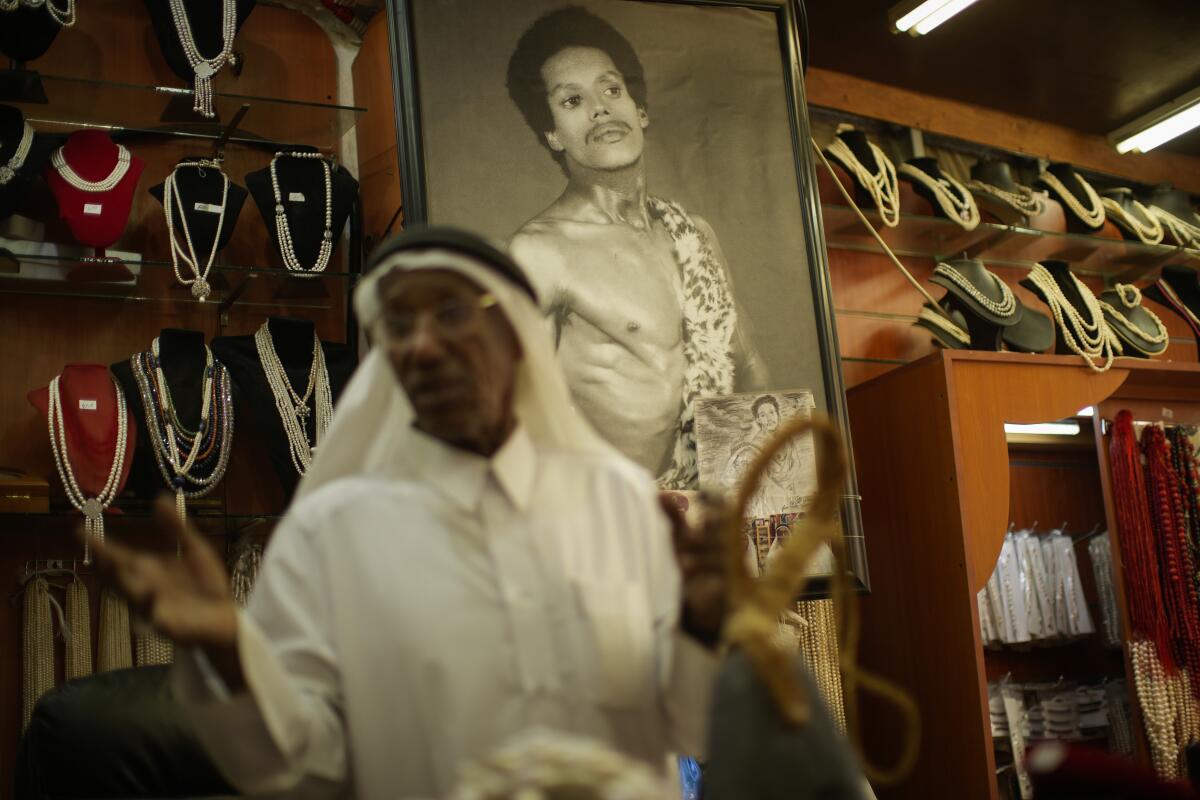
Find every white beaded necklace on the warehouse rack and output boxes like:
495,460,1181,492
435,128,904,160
0,121,34,185
51,144,132,193
933,262,1017,318
965,178,1044,217
898,162,980,230
254,323,333,476
1148,205,1200,249
1100,196,1164,245
1037,169,1105,229
271,151,334,275
917,305,970,346
825,137,900,228
1025,263,1119,372
1098,284,1168,353
164,159,228,301
48,372,129,564
0,0,74,26
168,0,238,119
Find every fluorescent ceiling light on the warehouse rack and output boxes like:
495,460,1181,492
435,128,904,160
1004,422,1081,437
1111,87,1200,155
891,0,982,35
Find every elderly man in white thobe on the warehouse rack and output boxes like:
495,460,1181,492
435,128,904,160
88,227,726,799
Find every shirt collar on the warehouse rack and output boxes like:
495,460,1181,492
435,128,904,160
405,424,536,513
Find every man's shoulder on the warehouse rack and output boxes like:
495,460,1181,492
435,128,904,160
509,217,575,282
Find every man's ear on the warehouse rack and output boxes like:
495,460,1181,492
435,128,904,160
637,108,649,129
545,130,565,152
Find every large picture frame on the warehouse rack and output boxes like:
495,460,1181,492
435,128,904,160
383,0,868,595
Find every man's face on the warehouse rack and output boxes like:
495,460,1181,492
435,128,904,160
755,403,780,434
541,46,648,171
377,267,522,451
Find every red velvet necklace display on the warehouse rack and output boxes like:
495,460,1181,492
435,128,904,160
44,130,145,251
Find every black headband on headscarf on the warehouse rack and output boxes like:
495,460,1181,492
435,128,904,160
366,225,539,303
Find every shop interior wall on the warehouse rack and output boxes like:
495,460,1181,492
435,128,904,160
0,2,350,786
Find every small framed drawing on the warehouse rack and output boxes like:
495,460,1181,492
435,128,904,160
385,0,867,594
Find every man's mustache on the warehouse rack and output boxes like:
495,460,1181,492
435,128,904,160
588,120,631,142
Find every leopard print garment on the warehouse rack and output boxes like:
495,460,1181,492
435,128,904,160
647,197,736,489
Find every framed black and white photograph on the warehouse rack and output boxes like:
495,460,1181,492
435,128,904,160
385,0,867,592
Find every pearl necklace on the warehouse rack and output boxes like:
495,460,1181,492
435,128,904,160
168,0,238,119
916,305,970,346
965,178,1044,217
51,144,132,193
254,323,333,476
0,0,74,25
825,137,900,228
130,339,234,521
1026,263,1118,372
1131,640,1181,778
48,372,129,565
933,262,1017,318
164,160,228,301
270,152,334,276
1098,284,1169,353
898,162,980,230
1037,170,1105,229
1148,206,1200,249
0,121,33,185
1100,196,1164,245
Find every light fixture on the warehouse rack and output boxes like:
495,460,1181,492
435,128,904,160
1076,406,1095,418
890,0,983,35
1003,421,1081,437
1110,86,1200,155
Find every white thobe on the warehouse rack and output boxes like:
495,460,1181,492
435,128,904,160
172,425,719,799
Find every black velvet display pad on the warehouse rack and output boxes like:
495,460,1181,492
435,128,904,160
212,317,356,498
148,158,248,259
1036,163,1103,232
900,156,973,224
246,149,360,273
1144,264,1200,348
826,129,879,202
1019,260,1097,356
111,329,230,500
972,159,1020,192
1150,185,1200,223
143,0,257,83
0,7,63,62
0,104,55,221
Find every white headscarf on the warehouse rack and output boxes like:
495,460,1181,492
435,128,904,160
295,244,615,500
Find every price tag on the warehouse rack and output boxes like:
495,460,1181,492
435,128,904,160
79,399,97,411
288,192,305,203
83,203,103,216
194,202,224,214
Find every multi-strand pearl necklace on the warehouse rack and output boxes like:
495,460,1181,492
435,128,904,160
271,151,335,275
255,323,333,476
825,136,900,228
168,0,238,119
130,338,234,521
916,305,970,346
0,121,33,186
898,162,979,230
1131,640,1182,778
1037,169,1105,229
51,144,132,193
48,372,129,564
1100,196,1164,245
933,262,1017,317
1025,263,1119,372
965,178,1044,217
1148,205,1200,249
1098,283,1168,354
163,159,229,301
0,0,74,26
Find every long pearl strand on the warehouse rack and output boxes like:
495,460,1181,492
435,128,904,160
1098,283,1169,353
0,121,34,185
168,0,238,119
255,323,333,476
1101,196,1164,245
271,151,335,275
933,262,1017,317
0,0,74,26
965,178,1044,217
163,160,228,301
825,137,900,228
898,162,980,230
1037,169,1105,229
1025,263,1119,372
48,373,129,564
1148,206,1200,249
51,144,132,193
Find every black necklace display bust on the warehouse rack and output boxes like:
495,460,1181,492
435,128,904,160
212,317,356,498
143,0,257,84
1101,187,1161,244
149,157,248,281
1144,264,1200,348
0,104,54,221
1019,260,1100,356
0,6,65,63
1035,163,1104,233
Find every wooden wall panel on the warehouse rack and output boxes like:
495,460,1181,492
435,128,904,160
352,13,403,254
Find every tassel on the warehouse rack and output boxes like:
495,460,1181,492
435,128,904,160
22,578,55,730
65,577,92,680
97,588,132,672
231,542,264,607
136,630,175,666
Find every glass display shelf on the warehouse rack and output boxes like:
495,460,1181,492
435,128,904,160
1,509,284,535
4,71,364,151
821,204,1200,281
